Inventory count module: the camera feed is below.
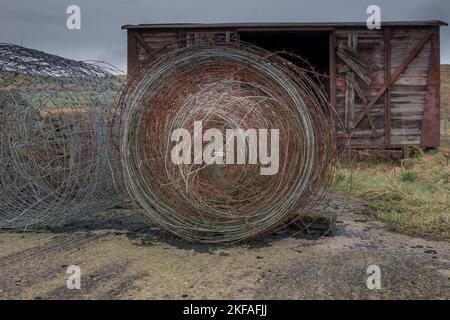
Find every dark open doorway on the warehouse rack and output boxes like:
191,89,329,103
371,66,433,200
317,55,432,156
239,31,331,92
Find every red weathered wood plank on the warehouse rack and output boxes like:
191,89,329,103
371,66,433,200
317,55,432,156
330,30,337,145
384,28,391,147
127,31,139,76
421,28,441,147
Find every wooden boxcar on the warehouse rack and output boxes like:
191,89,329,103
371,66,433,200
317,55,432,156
122,21,447,150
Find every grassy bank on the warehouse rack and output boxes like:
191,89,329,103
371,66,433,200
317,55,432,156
332,147,450,239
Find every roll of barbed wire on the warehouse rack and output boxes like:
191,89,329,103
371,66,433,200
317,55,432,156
115,38,336,243
0,44,124,229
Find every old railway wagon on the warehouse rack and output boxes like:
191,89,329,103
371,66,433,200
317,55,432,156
122,21,447,150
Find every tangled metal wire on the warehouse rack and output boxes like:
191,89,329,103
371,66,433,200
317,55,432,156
115,39,336,243
0,44,123,229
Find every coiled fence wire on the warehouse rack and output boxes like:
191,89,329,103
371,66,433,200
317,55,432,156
0,44,123,229
115,39,336,243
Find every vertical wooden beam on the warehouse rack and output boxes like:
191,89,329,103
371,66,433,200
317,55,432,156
421,27,441,148
344,72,355,132
329,29,337,144
384,27,391,147
127,31,139,77
178,28,184,43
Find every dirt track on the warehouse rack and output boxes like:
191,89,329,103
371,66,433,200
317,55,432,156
0,194,449,299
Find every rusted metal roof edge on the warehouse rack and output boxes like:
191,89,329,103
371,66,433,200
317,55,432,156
121,20,448,30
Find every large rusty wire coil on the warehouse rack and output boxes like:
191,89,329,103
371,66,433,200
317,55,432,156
116,39,336,243
0,44,123,228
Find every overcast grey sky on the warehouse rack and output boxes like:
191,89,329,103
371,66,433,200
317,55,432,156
0,0,449,71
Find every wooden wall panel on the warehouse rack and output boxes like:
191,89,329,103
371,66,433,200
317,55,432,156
335,29,385,148
335,27,435,148
136,31,179,63
389,28,431,145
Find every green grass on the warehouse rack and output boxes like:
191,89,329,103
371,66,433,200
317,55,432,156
332,148,450,239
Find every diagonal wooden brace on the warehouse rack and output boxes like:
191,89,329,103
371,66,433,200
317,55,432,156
134,32,153,54
353,30,433,129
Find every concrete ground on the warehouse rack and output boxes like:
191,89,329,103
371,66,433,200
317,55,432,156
0,194,449,299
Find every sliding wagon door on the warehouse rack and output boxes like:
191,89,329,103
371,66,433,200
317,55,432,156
335,27,439,149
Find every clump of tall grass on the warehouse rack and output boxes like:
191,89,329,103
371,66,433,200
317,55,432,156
333,148,450,239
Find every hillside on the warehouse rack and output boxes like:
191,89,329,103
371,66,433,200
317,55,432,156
441,64,450,118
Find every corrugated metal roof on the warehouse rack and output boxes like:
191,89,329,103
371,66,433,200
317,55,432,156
122,20,448,30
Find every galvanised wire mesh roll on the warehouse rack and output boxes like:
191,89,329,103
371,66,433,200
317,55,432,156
115,39,336,243
0,44,123,229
